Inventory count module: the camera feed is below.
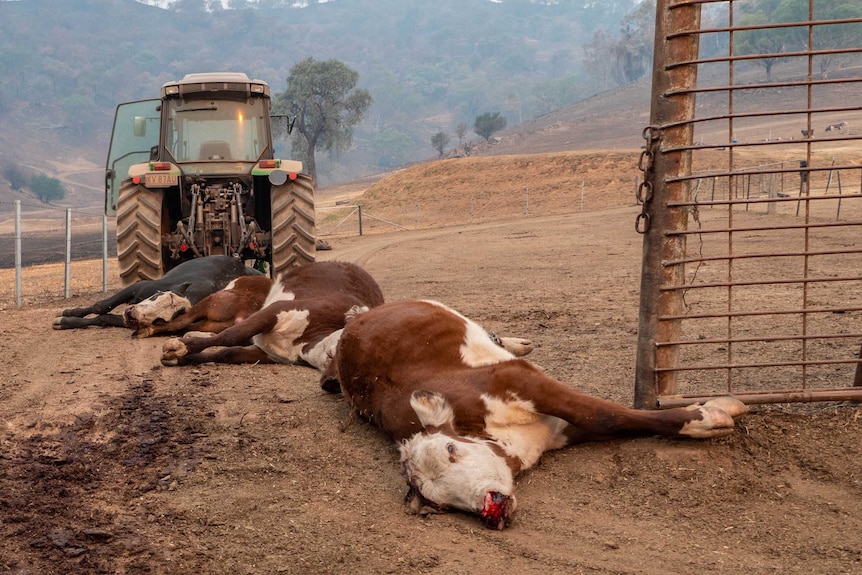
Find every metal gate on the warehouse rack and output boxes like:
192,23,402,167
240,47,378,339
634,0,862,408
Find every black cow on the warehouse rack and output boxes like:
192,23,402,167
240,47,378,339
53,256,263,332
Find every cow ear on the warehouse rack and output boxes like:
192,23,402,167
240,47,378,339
409,390,454,428
173,282,193,296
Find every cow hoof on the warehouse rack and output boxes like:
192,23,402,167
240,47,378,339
184,331,216,338
52,317,66,330
132,327,154,339
681,397,747,438
161,337,188,366
499,337,533,357
703,397,748,419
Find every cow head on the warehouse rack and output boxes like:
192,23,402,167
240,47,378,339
124,288,193,335
399,390,516,530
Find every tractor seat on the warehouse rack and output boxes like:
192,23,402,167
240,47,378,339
198,141,232,160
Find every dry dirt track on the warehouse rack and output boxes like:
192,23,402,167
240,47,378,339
1,207,861,575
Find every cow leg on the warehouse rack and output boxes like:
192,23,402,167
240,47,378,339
161,307,280,365
498,336,533,357
59,284,150,318
488,332,533,357
179,298,259,335
550,392,748,443
138,314,195,338
144,288,261,338
170,344,276,366
502,369,748,442
146,315,236,338
53,314,128,330
139,306,214,338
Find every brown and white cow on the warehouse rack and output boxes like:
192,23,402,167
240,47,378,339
330,300,749,530
160,261,384,370
129,275,273,338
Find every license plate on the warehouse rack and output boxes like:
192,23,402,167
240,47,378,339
144,173,178,187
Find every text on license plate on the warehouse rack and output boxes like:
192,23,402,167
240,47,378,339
144,173,178,187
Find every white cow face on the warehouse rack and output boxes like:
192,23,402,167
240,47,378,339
124,291,192,333
399,390,517,529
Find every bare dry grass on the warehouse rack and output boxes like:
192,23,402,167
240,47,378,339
0,259,120,308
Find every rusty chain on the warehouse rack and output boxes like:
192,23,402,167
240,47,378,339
636,125,659,234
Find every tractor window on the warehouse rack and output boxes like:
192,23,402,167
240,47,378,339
165,98,266,162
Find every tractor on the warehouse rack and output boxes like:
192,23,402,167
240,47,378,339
105,72,315,285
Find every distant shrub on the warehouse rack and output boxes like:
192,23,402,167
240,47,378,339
30,174,66,203
474,112,507,141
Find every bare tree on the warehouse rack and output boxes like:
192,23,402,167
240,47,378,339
456,123,468,145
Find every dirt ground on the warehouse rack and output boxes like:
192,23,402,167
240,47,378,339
1,202,861,575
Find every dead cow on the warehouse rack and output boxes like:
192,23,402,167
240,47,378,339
160,260,384,371
330,300,748,530
130,275,274,338
53,256,263,332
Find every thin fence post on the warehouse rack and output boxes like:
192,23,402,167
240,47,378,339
102,213,109,292
745,174,751,211
15,200,22,308
580,180,585,210
357,204,363,236
781,161,785,193
836,168,843,220
64,208,72,299
767,173,777,215
824,158,835,195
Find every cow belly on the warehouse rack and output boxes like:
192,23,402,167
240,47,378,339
299,328,343,371
252,309,310,363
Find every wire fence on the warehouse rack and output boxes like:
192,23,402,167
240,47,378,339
3,176,632,305
0,200,114,306
692,158,857,217
316,204,409,236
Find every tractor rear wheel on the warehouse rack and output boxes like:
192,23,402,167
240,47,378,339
116,180,165,285
270,174,316,277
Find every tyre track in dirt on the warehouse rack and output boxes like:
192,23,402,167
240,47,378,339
318,213,581,268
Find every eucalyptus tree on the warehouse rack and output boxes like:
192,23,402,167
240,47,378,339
273,58,372,186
